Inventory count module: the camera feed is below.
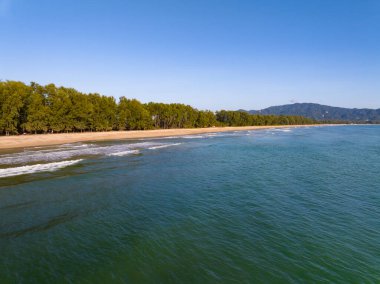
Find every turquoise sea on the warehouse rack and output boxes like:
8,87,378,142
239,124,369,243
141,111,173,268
0,125,379,283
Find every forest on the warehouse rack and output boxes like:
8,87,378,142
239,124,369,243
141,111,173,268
0,81,316,135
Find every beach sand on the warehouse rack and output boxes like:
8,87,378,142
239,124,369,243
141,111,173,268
0,125,321,150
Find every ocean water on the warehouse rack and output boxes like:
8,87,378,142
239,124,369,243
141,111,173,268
0,126,379,283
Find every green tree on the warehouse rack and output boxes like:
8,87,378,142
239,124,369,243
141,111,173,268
46,85,73,133
25,92,49,133
0,80,317,135
117,97,131,130
0,81,29,135
196,110,216,127
124,99,152,130
69,90,92,132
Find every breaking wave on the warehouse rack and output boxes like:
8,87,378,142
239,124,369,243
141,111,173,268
107,150,140,157
182,135,206,139
269,128,292,132
148,143,182,150
0,160,83,178
0,142,160,165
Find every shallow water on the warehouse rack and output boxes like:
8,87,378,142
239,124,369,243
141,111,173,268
1,126,379,283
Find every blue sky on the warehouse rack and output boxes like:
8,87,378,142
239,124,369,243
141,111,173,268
0,0,379,110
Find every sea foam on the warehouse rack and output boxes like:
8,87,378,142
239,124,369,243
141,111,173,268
182,135,205,139
0,142,162,165
148,143,182,150
0,159,83,178
107,150,140,157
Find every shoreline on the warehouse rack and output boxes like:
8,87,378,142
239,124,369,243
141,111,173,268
0,124,335,150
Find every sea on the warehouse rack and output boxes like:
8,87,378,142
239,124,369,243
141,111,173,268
0,125,379,283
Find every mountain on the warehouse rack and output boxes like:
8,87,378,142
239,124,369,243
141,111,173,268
246,103,380,123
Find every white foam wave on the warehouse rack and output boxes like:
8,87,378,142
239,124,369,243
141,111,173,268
182,135,205,139
0,159,83,178
266,128,293,133
157,136,181,139
156,135,207,139
147,133,221,140
59,143,96,148
107,150,140,157
148,143,182,150
0,142,161,165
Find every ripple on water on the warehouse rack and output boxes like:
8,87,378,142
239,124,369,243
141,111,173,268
0,126,379,283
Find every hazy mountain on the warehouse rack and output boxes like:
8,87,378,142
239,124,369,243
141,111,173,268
246,103,380,122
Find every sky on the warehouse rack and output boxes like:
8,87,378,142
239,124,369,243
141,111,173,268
0,0,379,110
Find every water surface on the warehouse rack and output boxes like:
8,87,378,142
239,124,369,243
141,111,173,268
1,126,379,283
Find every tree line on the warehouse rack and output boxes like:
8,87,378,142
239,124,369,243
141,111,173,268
0,81,316,135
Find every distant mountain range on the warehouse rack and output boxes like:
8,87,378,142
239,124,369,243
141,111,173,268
244,103,380,123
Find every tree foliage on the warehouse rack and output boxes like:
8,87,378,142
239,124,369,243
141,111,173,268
0,81,316,135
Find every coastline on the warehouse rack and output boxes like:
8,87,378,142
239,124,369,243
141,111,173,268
0,125,330,150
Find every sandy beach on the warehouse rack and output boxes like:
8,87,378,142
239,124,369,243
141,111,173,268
0,125,323,150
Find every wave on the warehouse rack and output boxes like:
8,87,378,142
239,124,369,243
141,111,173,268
59,143,96,148
182,135,206,139
0,139,188,166
265,128,293,134
0,142,161,165
148,143,182,150
155,135,205,139
107,150,140,157
0,160,83,178
156,136,181,139
151,133,222,140
266,128,292,133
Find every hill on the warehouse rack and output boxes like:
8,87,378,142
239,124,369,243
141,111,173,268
246,103,380,123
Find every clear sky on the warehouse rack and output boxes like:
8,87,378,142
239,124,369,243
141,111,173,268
0,0,379,110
